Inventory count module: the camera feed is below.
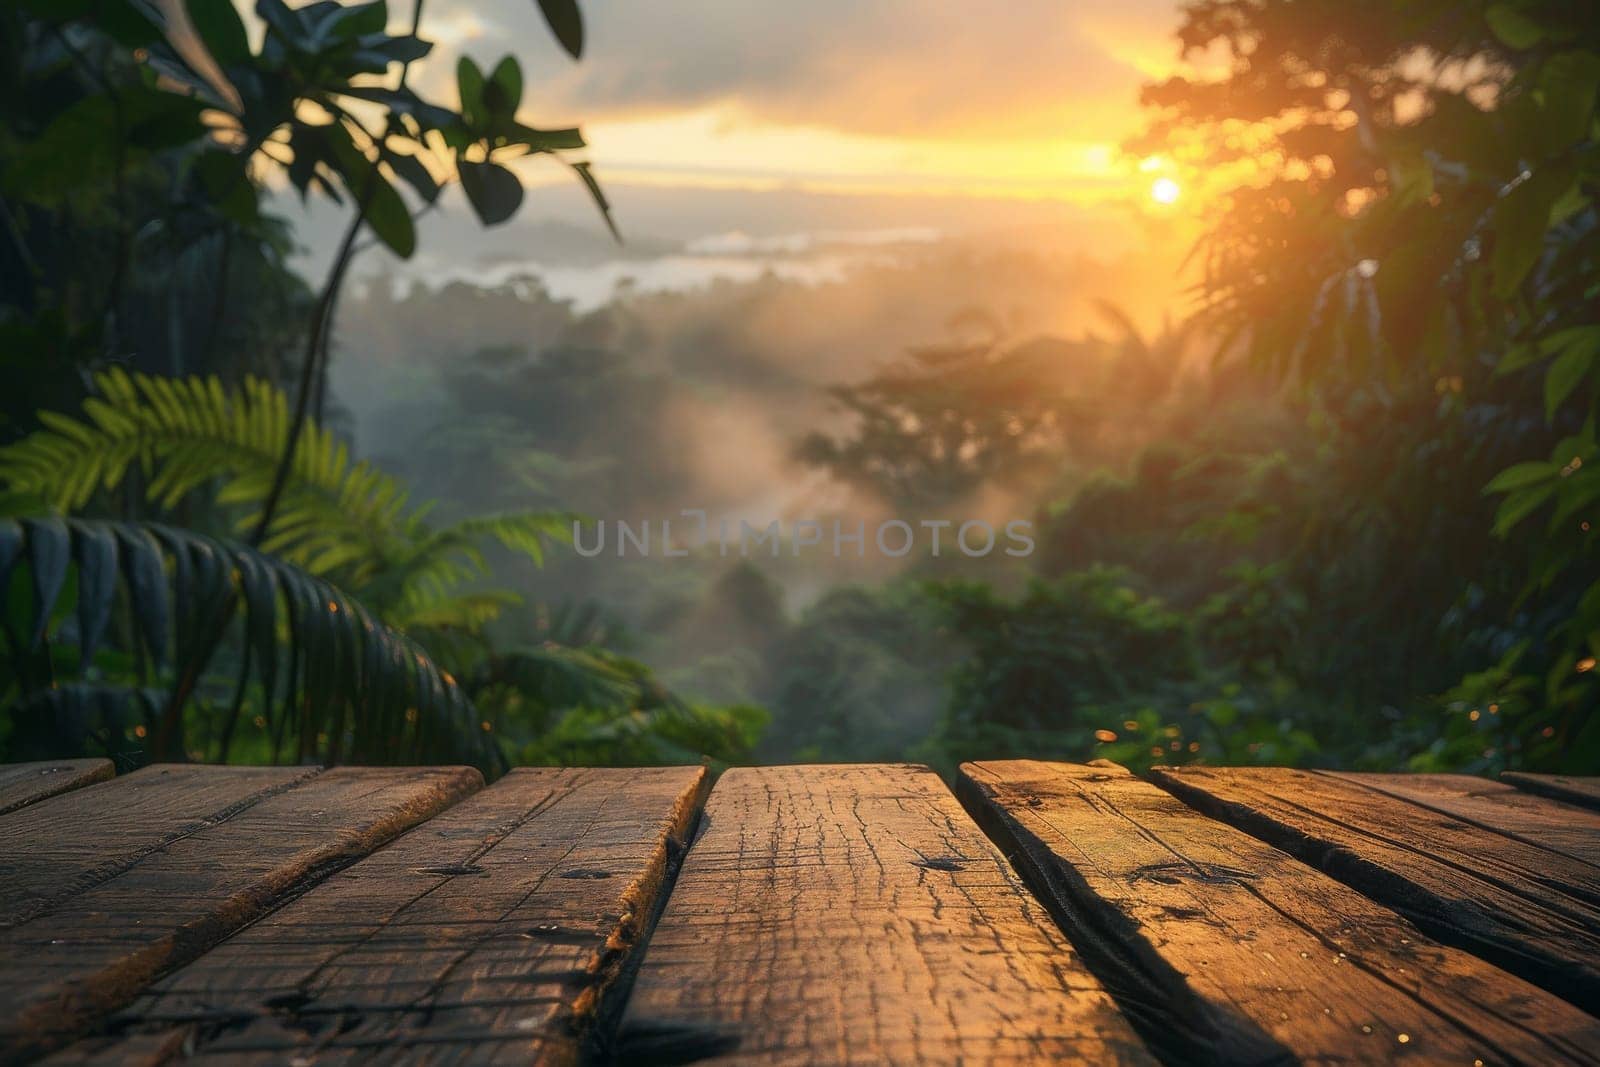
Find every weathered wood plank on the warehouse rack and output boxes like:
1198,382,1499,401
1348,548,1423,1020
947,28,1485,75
54,766,708,1066
1329,771,1600,867
1149,765,1600,1016
0,765,317,931
0,760,114,817
1502,771,1600,812
617,764,1152,1066
960,760,1600,1065
0,765,480,1061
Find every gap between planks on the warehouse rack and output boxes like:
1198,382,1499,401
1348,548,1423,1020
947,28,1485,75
0,764,481,1062
47,766,710,1067
616,763,1154,1066
1148,764,1600,1018
0,759,113,818
1501,771,1600,812
959,759,1600,1066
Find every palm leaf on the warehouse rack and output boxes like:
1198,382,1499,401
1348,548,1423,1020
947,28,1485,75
0,518,500,771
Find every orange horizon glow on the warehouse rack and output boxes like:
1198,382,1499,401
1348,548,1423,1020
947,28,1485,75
380,2,1210,212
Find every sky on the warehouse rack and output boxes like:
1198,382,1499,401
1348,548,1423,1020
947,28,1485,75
413,0,1191,220
278,0,1200,313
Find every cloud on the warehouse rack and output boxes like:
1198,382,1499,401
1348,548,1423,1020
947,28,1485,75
426,0,1182,141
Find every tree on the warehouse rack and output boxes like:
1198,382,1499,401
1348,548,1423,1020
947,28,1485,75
1137,0,1600,766
0,2,764,772
797,324,1121,508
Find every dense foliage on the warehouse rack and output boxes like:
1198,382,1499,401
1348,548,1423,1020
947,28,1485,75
2,0,1595,776
0,0,759,773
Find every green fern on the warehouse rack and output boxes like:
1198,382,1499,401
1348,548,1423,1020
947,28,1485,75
0,368,573,632
0,517,498,770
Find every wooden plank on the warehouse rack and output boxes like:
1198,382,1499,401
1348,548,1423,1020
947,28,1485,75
0,765,480,1061
55,767,709,1065
1329,771,1600,867
1503,771,1600,812
960,760,1600,1065
0,765,317,930
0,760,114,817
616,764,1153,1066
1149,765,1600,1016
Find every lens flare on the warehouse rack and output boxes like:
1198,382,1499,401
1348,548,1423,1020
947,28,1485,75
1150,177,1181,204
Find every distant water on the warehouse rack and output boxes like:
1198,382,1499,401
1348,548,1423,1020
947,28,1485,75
386,227,942,312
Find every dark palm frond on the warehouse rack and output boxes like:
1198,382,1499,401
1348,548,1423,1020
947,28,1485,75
0,517,500,772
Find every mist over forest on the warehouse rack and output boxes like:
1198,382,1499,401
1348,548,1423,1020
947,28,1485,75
2,0,1594,779
310,214,1203,758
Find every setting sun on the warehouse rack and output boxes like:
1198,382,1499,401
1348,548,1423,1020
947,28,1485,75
1150,177,1181,204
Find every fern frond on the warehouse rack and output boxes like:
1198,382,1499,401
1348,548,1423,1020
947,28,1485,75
431,512,576,567
0,372,572,628
0,369,413,582
389,589,523,631
362,511,574,619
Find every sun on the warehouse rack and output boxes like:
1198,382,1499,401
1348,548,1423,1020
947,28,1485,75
1150,177,1181,205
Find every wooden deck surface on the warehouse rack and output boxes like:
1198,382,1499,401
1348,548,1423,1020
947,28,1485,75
0,759,1596,1065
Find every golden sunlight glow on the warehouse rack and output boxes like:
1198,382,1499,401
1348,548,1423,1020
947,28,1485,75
510,106,1134,204
1150,177,1181,204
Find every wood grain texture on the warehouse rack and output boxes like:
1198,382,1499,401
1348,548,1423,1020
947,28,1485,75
617,764,1152,1066
0,765,317,931
0,760,114,817
1329,771,1600,867
960,760,1600,1066
0,765,481,1061
53,766,709,1066
1502,771,1600,812
1149,765,1600,1016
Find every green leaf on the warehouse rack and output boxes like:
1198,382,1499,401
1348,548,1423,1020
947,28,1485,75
1486,3,1545,49
114,524,170,667
1497,341,1543,376
388,151,440,203
1491,167,1570,298
1544,325,1600,357
535,0,584,59
513,124,585,152
0,519,21,597
322,0,389,40
485,56,523,121
361,170,417,257
1494,483,1556,535
21,517,69,647
195,149,261,226
70,521,118,668
4,88,207,201
321,121,416,258
457,56,486,128
26,520,494,770
1546,335,1597,419
458,159,524,225
337,86,457,130
94,0,164,47
151,526,194,667
1486,461,1559,494
3,97,117,198
1536,50,1600,157
343,32,431,74
186,0,252,66
235,551,280,707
